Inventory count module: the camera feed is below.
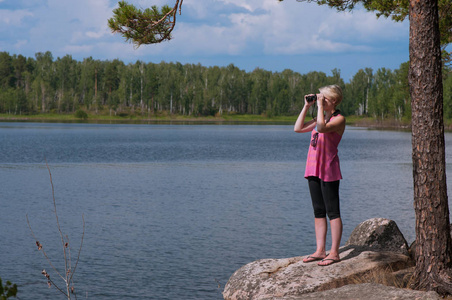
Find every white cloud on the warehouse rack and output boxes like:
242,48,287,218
62,44,93,54
95,41,152,61
14,40,28,49
218,0,255,12
0,0,409,78
0,9,33,26
86,31,105,39
24,0,116,56
189,0,405,56
323,9,408,43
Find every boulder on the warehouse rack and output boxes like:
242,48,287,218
345,218,409,255
268,283,441,300
223,218,418,300
222,247,413,300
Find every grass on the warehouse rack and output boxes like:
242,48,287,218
0,111,297,124
350,266,415,289
349,266,452,299
345,115,411,129
3,111,446,130
0,111,369,124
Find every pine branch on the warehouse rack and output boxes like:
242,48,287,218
108,0,184,47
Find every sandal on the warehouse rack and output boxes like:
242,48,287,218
303,255,326,263
318,258,341,266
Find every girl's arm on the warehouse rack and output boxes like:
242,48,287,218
294,96,316,133
316,95,346,135
317,115,346,135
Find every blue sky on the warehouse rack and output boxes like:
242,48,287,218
0,0,416,81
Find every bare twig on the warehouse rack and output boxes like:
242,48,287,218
44,159,69,274
42,269,67,296
27,160,85,299
26,215,65,283
69,215,85,283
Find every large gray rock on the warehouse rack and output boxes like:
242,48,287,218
223,218,417,300
269,283,441,300
222,247,413,300
345,218,409,255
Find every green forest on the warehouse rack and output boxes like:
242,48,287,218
1,51,452,123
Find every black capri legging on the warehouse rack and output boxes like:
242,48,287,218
307,176,341,220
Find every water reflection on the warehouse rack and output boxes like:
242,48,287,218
1,123,452,299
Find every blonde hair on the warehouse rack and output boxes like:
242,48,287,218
319,85,343,107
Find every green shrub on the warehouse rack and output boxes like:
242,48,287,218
0,278,18,299
74,110,88,120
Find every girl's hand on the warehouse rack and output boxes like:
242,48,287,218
316,93,325,107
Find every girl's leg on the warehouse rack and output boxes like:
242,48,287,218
303,217,328,262
318,218,342,265
303,177,327,262
318,180,342,265
314,217,327,256
329,217,342,257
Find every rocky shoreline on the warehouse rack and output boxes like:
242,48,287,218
222,218,444,300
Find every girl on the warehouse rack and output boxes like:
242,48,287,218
294,84,345,266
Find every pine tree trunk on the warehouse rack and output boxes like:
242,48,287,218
409,0,452,294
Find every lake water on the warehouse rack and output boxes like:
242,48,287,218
1,122,452,299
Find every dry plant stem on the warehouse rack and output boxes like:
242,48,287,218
69,215,85,284
27,160,85,299
45,160,69,281
45,159,71,299
26,215,64,281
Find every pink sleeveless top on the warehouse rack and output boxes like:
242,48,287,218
304,115,343,182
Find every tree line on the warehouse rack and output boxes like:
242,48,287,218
0,51,451,119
